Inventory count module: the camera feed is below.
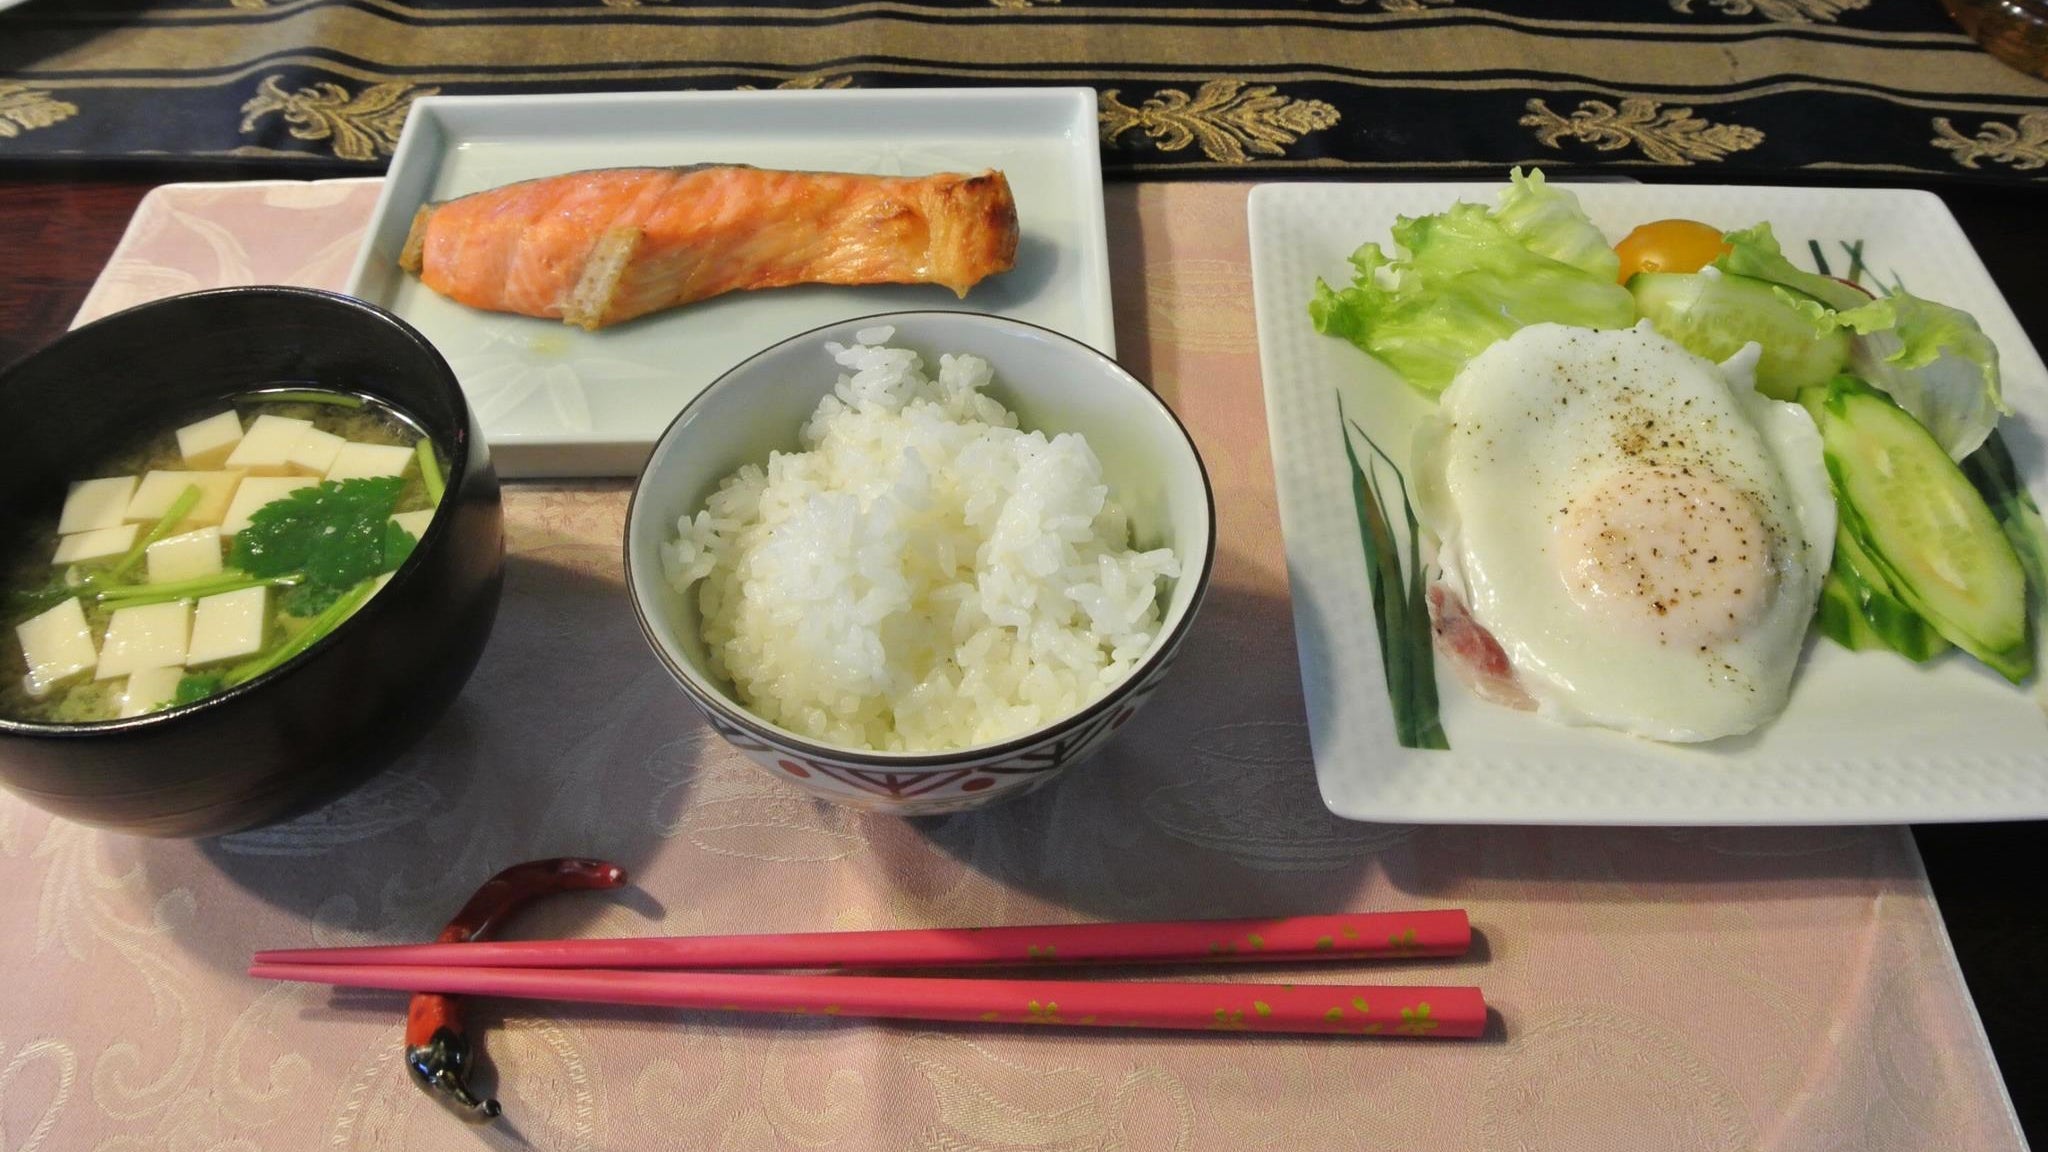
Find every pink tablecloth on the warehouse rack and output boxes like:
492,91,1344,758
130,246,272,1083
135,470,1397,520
0,179,2022,1151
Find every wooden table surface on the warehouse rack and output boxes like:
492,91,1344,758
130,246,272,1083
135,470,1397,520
0,168,2043,1142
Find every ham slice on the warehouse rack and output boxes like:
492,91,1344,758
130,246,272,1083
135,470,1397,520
1427,583,1536,712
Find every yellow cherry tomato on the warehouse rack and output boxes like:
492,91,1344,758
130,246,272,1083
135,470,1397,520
1613,219,1731,283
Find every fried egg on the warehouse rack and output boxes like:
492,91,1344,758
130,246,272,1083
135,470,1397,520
1413,322,1835,742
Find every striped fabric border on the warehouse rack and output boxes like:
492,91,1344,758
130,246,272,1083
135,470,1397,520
3,0,2047,181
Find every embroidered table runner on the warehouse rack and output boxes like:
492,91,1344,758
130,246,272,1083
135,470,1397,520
4,2,2048,182
0,177,2023,1150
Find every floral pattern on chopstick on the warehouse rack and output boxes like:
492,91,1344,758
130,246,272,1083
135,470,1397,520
1397,1003,1439,1035
1099,80,1340,164
1520,96,1765,165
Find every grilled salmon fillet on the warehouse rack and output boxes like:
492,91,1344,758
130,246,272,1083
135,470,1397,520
397,165,1020,330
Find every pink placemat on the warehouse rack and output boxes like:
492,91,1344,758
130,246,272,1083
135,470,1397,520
0,180,2020,1151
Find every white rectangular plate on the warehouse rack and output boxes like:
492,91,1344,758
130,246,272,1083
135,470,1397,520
346,88,1113,477
1250,181,2048,825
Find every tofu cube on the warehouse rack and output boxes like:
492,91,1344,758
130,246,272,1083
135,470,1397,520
187,586,267,666
390,509,435,542
287,427,346,476
120,665,186,718
221,476,316,536
52,523,139,565
58,476,139,534
176,410,244,468
224,415,314,475
16,598,96,696
326,442,414,482
124,470,244,529
96,600,191,680
146,526,224,584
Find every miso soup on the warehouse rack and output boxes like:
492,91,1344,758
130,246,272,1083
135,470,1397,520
2,388,446,724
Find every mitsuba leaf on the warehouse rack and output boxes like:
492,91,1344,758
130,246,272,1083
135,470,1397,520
232,477,406,589
173,672,224,706
382,520,419,574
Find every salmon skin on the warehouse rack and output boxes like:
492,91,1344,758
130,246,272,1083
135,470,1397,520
397,165,1020,330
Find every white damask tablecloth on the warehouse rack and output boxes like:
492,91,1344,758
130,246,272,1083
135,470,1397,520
0,179,2023,1151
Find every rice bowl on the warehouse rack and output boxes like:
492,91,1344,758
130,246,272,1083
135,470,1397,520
662,328,1180,753
624,311,1213,814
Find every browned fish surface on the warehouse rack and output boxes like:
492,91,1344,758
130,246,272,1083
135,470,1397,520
398,165,1020,330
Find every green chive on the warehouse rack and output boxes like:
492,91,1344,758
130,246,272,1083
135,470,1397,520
1360,425,1449,750
106,483,202,582
97,572,290,609
1337,397,1448,751
223,574,376,687
415,440,445,506
1838,239,1869,288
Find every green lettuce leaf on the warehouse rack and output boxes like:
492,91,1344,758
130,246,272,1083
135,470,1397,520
1490,167,1621,281
1827,293,2006,461
1309,172,1636,394
1718,222,2005,459
1715,222,1872,313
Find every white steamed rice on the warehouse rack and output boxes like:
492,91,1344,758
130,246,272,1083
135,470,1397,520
661,327,1180,753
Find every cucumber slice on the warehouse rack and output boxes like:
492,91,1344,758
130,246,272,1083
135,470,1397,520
1629,271,1853,401
1820,377,2032,682
1831,525,1950,662
1818,568,1887,652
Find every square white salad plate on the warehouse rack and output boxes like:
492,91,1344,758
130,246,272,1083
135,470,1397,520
1249,181,2048,825
346,88,1113,477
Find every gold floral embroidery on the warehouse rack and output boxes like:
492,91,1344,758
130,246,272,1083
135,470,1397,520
1099,80,1339,164
1387,927,1421,954
1313,935,1334,951
1026,944,1058,961
1210,1008,1247,1030
1932,112,2048,171
1023,1000,1061,1023
1520,97,1763,165
1669,0,1866,20
0,85,78,140
239,75,436,162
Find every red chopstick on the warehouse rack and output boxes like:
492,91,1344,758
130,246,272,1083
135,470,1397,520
252,910,1469,970
249,962,1487,1038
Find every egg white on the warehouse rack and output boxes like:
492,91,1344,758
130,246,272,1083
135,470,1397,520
1413,322,1835,742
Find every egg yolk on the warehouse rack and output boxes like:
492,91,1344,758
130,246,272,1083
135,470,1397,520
1553,468,1775,648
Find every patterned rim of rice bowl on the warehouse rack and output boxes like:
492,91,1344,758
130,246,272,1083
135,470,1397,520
624,311,1216,815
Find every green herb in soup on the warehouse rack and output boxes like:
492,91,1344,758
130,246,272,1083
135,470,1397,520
2,390,445,724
